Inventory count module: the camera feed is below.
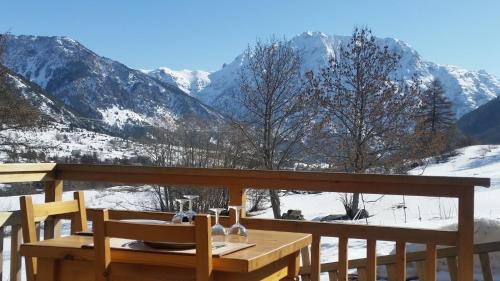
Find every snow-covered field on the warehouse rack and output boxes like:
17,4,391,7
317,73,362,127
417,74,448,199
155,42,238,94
1,145,499,280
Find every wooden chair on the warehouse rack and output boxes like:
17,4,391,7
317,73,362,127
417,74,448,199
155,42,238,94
20,191,88,281
93,209,213,281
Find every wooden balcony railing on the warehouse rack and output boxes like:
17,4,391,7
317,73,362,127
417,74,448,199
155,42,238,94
0,163,491,281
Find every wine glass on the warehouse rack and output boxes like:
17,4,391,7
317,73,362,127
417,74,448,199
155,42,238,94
183,195,199,223
209,208,227,246
227,206,248,243
172,199,188,224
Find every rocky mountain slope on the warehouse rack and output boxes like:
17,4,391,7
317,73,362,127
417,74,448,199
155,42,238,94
2,66,92,129
1,35,222,136
458,96,500,144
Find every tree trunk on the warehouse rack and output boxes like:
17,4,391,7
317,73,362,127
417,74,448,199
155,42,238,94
351,192,360,219
269,189,281,219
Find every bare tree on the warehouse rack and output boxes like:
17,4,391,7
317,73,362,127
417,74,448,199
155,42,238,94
311,27,420,218
233,36,316,219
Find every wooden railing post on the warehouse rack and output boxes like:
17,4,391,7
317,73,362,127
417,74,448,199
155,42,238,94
44,180,63,239
457,188,474,281
228,185,246,225
395,241,406,281
310,234,321,281
426,243,437,281
0,226,4,280
338,237,348,281
366,239,377,281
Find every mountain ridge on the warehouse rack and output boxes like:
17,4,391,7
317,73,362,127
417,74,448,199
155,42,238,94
1,35,223,137
149,31,500,118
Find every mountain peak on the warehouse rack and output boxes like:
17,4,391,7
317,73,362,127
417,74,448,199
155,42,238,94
146,67,211,95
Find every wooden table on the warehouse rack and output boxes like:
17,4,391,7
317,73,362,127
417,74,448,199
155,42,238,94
20,229,311,281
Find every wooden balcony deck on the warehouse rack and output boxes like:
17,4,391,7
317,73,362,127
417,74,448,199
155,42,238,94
0,163,492,281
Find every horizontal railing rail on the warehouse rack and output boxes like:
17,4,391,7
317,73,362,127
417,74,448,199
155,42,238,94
0,163,491,281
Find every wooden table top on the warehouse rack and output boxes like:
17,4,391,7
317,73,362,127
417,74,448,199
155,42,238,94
20,229,311,273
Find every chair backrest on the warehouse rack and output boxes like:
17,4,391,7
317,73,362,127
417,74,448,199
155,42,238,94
93,209,213,281
20,191,88,281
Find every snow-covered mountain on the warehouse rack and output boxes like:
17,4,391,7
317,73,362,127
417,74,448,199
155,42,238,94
192,32,500,118
1,35,222,136
143,67,210,96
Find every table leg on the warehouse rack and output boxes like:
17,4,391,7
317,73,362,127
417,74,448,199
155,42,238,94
283,250,300,281
37,258,56,281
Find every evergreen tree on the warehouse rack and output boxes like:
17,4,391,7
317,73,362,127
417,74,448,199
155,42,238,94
419,79,455,134
414,79,456,156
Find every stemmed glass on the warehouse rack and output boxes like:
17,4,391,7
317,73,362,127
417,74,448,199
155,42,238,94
184,195,199,223
227,206,248,243
209,208,227,246
172,199,188,224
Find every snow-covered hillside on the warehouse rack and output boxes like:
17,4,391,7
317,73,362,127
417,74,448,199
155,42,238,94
1,145,499,280
1,35,223,134
194,32,500,118
144,67,210,96
0,122,146,163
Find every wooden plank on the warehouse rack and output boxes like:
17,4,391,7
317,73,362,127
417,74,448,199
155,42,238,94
44,180,63,239
479,253,493,281
10,225,22,281
395,241,405,281
0,172,54,183
426,243,437,281
0,163,56,173
457,189,474,281
446,256,458,281
338,237,348,281
310,235,321,281
87,208,174,222
57,170,472,197
33,200,79,218
242,217,458,245
195,215,213,281
105,220,196,243
366,239,376,281
56,164,490,188
20,196,37,281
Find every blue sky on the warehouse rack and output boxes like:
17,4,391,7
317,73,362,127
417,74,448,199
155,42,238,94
2,0,500,76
